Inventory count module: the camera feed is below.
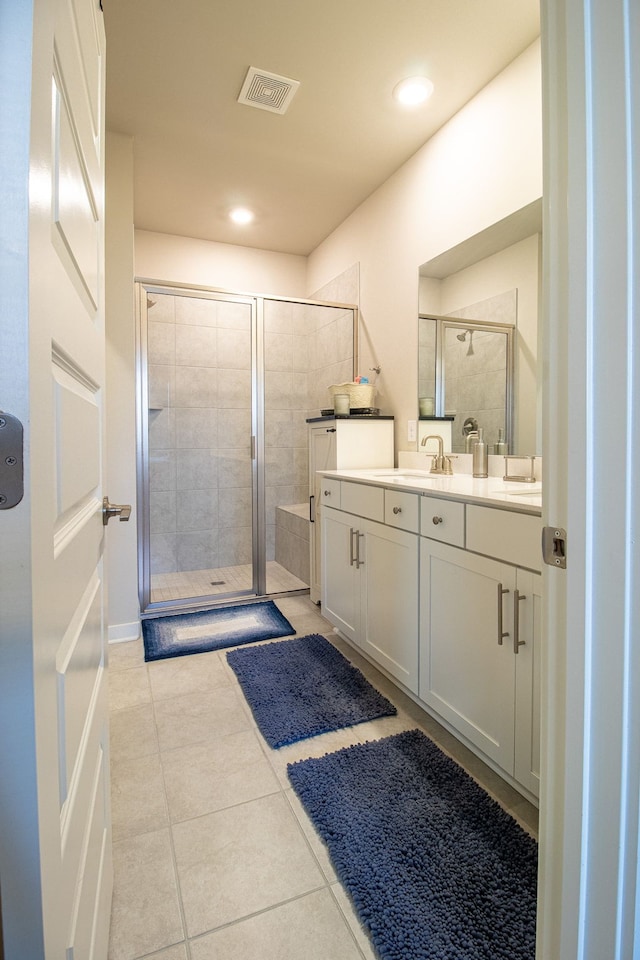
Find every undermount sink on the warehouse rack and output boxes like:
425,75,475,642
372,471,434,482
504,489,542,499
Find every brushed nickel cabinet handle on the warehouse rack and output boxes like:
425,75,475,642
514,589,527,654
393,505,402,515
432,515,443,525
349,527,356,566
497,583,510,645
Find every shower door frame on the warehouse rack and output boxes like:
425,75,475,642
136,279,358,616
136,280,265,613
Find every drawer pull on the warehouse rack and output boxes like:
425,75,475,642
514,590,526,654
393,506,402,515
324,490,331,497
497,583,510,645
432,515,443,525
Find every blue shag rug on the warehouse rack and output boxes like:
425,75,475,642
288,729,538,960
226,633,397,749
142,600,295,662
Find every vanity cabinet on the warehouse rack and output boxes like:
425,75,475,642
320,473,542,801
322,496,419,694
308,417,394,602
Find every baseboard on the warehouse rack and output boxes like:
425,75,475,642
108,620,141,644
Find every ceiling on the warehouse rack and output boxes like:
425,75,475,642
104,0,540,257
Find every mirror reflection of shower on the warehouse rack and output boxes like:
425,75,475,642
456,329,475,356
417,314,515,455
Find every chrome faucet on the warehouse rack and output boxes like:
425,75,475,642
420,434,455,475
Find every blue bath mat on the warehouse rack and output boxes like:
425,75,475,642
288,729,538,960
142,600,295,662
226,633,397,748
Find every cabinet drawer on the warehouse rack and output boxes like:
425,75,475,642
320,478,341,508
466,505,542,571
420,496,465,547
385,489,420,533
340,481,384,522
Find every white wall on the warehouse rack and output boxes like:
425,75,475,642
105,132,140,641
135,230,307,298
306,41,542,454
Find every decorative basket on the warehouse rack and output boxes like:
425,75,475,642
328,382,376,408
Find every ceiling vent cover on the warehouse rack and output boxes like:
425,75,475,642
237,67,300,115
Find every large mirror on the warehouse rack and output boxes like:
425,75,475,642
417,203,542,457
418,315,514,455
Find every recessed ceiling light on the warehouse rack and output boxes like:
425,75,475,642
229,207,255,225
393,76,434,107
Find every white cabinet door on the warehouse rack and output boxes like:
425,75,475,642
321,506,361,643
361,519,419,693
309,420,393,603
420,539,517,772
309,424,337,602
322,508,419,693
514,570,542,797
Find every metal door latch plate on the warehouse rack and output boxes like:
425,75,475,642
542,526,567,568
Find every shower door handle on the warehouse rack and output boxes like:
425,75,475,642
309,494,315,523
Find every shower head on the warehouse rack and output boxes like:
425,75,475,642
456,329,474,355
466,331,475,356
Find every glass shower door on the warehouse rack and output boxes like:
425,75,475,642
138,282,356,613
141,286,257,609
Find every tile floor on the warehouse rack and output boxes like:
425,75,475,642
108,595,538,960
150,561,308,604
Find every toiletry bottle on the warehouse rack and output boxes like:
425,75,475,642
472,428,488,478
495,428,508,456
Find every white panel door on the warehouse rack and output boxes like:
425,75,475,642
0,1,111,958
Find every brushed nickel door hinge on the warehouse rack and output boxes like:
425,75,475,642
0,411,24,509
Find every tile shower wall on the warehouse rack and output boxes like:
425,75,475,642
309,263,359,414
147,273,358,577
148,293,253,575
445,290,516,454
263,294,355,561
263,264,358,564
444,328,508,453
418,316,437,404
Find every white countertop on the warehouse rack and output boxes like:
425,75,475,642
317,468,542,515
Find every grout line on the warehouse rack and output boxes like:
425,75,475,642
149,693,194,960
185,885,329,951
327,882,374,960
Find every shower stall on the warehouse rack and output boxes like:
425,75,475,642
136,281,356,615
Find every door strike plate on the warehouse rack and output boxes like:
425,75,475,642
0,411,24,509
542,526,567,568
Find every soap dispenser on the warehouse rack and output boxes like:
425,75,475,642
494,428,508,456
472,428,488,478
